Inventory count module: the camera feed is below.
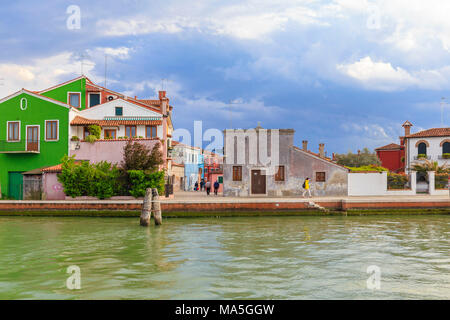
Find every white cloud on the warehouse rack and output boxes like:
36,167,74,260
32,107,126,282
337,56,418,91
0,52,96,97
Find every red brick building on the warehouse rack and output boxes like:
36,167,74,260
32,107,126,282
375,143,405,173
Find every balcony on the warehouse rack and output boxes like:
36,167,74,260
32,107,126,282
438,155,450,160
0,140,40,154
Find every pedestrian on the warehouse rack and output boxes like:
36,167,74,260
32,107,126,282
302,177,311,198
206,180,211,195
194,181,199,191
213,180,220,195
200,179,205,191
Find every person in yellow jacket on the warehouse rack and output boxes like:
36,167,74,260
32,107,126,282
302,177,311,198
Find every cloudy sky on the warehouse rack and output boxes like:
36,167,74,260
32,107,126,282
1,0,450,154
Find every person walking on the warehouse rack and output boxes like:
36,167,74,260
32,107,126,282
213,180,220,195
194,181,199,191
206,180,211,195
302,177,311,198
200,179,205,191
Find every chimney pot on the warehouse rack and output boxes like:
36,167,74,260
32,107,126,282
302,140,308,151
319,143,325,158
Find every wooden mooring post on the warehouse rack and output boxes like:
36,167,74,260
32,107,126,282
140,188,152,226
152,188,162,225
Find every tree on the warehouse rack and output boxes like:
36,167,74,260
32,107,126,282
335,148,381,167
121,140,163,172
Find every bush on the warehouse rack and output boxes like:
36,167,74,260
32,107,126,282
335,148,381,167
58,155,121,199
442,153,450,159
127,170,165,198
388,173,409,189
417,154,427,159
435,173,448,189
347,165,388,172
85,135,97,143
71,136,80,141
88,125,101,139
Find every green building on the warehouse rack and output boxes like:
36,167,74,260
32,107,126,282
0,89,72,199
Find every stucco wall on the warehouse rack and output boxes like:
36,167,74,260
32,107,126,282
70,139,161,164
42,172,65,200
223,128,348,197
348,172,387,196
406,136,450,171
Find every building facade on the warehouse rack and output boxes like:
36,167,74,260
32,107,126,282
222,127,348,197
171,141,204,191
375,143,405,172
0,75,175,199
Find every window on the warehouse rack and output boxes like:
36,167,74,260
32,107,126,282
45,121,58,141
125,125,136,138
418,142,427,155
443,142,450,154
68,93,81,108
146,125,157,138
89,93,101,107
232,166,242,181
104,129,117,139
115,107,123,116
84,127,90,139
316,172,326,182
275,165,285,181
7,122,20,141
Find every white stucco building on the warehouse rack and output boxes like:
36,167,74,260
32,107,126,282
403,123,450,172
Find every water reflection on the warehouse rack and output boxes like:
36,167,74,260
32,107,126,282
0,215,448,299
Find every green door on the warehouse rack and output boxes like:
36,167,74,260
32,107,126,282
8,172,23,200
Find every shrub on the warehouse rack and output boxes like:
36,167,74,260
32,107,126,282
127,170,165,198
121,140,163,171
335,148,381,167
88,125,101,139
347,165,388,172
71,136,80,141
417,154,427,159
442,153,450,159
58,155,121,199
388,173,409,189
435,173,448,189
85,135,97,143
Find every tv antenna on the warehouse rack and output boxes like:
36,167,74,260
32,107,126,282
441,97,446,127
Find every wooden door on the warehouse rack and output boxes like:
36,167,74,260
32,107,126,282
27,126,39,152
251,170,266,194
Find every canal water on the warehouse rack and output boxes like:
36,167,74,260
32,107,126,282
0,215,448,299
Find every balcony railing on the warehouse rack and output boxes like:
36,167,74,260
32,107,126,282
0,140,40,154
438,155,450,160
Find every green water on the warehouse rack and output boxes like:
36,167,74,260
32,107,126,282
0,215,448,299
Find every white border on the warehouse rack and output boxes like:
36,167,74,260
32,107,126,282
45,120,59,142
6,121,21,142
25,125,40,152
67,92,81,108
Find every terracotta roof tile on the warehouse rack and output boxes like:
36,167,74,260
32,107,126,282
406,128,450,138
375,143,402,151
42,164,63,173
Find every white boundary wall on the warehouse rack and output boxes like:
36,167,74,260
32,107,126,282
348,171,417,196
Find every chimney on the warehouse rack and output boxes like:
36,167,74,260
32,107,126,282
357,149,361,156
319,143,325,158
302,140,308,151
134,96,137,99
402,120,413,136
159,91,166,100
332,152,336,161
